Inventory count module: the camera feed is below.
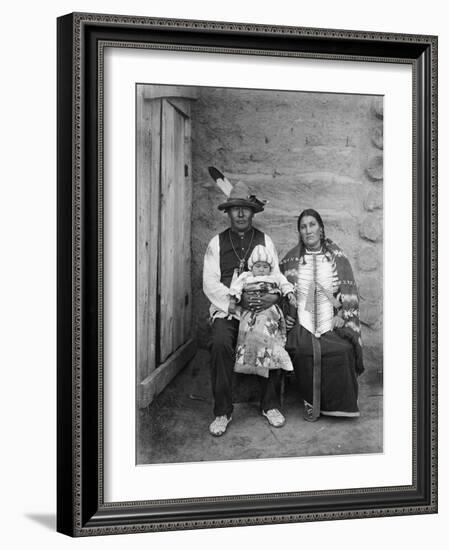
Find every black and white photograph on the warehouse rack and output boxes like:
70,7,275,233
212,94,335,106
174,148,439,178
136,84,384,465
54,4,437,539
1,0,441,546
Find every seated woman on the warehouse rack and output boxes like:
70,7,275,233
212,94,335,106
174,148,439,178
280,209,365,421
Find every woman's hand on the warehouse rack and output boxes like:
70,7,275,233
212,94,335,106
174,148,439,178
285,314,296,331
332,315,345,329
287,292,297,307
240,291,279,313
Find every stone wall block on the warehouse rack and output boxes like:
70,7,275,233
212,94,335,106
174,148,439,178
357,245,379,271
365,155,383,181
359,214,383,242
358,274,382,303
361,326,383,349
362,345,383,378
360,300,381,328
371,126,383,149
363,189,383,211
371,97,384,119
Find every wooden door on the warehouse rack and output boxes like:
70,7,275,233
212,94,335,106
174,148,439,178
158,99,191,363
136,87,197,408
159,98,192,362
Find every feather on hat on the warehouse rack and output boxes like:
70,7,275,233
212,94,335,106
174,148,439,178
207,167,267,213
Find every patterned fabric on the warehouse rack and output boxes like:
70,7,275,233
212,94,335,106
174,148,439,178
296,250,337,336
280,238,364,375
229,272,294,302
234,282,294,378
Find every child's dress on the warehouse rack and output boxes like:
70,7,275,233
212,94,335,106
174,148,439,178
229,273,294,378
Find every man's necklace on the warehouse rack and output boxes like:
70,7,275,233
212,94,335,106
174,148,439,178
229,228,255,275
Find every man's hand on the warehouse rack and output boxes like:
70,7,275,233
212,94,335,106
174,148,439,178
240,291,279,313
228,296,237,315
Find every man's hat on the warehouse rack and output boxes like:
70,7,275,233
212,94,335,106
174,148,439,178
208,167,266,213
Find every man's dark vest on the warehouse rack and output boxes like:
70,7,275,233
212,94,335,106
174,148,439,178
218,227,266,288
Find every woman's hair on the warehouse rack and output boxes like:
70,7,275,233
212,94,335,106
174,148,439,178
297,208,330,262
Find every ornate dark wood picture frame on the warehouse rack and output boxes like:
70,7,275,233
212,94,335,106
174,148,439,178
57,12,437,536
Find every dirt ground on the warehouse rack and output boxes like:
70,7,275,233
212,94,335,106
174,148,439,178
137,349,383,465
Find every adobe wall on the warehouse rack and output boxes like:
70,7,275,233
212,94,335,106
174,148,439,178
190,87,383,378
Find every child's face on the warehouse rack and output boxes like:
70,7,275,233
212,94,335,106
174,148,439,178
252,261,271,276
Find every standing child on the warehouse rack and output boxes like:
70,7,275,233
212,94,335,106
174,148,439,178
228,245,297,379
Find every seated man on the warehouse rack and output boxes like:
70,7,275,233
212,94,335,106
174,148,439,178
203,180,286,436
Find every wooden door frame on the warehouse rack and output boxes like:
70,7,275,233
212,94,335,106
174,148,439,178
136,85,197,408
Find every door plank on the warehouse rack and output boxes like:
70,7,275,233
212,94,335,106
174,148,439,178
136,90,161,384
138,339,197,407
148,99,162,372
183,114,192,343
172,109,185,352
160,100,176,362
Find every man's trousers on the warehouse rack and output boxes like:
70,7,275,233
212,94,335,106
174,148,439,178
210,317,281,417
